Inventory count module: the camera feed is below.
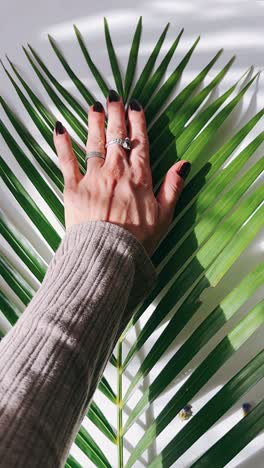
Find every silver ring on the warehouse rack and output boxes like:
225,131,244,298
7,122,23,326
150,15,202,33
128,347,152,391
85,151,106,162
105,137,131,151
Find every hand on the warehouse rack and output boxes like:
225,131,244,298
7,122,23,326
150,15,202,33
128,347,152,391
53,90,191,257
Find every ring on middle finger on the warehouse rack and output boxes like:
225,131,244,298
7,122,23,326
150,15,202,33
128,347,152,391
105,137,131,151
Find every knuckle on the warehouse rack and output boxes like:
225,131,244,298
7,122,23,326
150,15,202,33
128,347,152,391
131,139,149,156
133,133,149,148
63,183,77,198
131,166,151,188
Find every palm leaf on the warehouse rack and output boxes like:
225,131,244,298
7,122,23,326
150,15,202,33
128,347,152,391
152,72,258,191
125,298,264,466
151,71,244,187
148,48,225,140
0,155,61,250
138,28,184,106
48,34,95,105
129,133,263,324
0,255,34,305
148,48,226,135
104,17,124,97
181,75,259,170
0,212,47,283
149,56,235,167
124,16,142,102
122,182,264,369
144,35,200,121
88,401,117,444
74,24,109,98
0,119,64,225
0,291,22,327
1,59,86,169
152,109,264,264
2,57,55,129
76,425,111,467
22,47,87,143
122,153,264,394
122,205,263,428
66,454,82,468
1,17,263,468
131,22,170,100
27,43,88,123
0,96,64,190
192,398,264,467
149,348,264,467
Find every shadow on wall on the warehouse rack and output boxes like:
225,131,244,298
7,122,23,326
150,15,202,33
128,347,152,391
31,0,264,95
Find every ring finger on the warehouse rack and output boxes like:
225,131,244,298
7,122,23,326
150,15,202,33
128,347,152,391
105,90,129,169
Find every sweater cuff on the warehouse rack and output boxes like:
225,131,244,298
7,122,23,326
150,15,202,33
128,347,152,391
47,220,157,314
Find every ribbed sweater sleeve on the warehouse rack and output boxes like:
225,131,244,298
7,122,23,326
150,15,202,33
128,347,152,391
0,220,157,468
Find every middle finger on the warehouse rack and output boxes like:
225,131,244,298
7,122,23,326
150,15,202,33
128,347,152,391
105,90,128,168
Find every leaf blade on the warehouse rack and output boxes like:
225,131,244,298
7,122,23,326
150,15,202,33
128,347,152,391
104,17,124,97
124,16,142,102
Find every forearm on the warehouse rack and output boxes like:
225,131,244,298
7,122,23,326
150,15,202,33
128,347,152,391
0,220,156,467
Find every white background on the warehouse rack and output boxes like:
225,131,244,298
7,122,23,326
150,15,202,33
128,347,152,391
1,1,264,467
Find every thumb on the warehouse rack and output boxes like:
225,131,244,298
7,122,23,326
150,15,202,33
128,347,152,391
157,160,191,223
53,121,82,187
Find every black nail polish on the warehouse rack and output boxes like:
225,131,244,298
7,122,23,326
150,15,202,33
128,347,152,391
129,99,142,111
93,101,104,112
108,89,120,102
55,121,65,135
177,162,191,180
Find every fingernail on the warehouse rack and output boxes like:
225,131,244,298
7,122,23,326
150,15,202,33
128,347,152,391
55,121,65,135
93,101,104,112
108,89,120,102
177,162,191,180
129,99,142,111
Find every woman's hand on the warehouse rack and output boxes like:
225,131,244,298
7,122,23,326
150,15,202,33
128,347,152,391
53,90,191,256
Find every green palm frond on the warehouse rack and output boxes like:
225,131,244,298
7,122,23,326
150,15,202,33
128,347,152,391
124,16,142,102
1,17,263,468
47,33,95,105
27,43,88,123
149,347,264,467
0,290,22,326
104,17,124,98
73,24,109,98
131,22,170,100
192,397,264,467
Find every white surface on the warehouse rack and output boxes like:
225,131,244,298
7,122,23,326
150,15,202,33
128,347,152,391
0,1,264,467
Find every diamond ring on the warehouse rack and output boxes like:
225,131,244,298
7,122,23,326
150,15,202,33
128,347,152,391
105,137,131,151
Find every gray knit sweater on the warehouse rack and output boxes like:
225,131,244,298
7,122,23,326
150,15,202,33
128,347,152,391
0,220,157,467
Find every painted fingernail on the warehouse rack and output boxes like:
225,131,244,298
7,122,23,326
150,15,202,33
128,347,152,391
93,101,104,112
108,89,120,102
177,161,191,180
55,121,65,135
129,99,142,111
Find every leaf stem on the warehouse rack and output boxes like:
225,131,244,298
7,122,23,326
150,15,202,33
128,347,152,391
117,339,123,467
